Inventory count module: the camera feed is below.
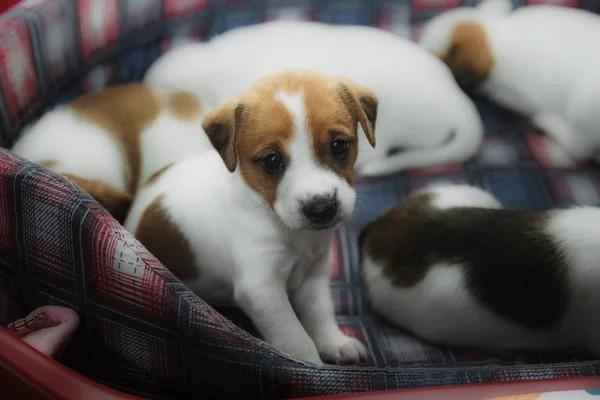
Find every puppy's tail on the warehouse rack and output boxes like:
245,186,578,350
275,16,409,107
358,97,483,177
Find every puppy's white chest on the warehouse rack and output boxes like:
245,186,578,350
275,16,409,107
286,244,329,293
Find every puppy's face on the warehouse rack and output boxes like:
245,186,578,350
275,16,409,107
202,70,377,230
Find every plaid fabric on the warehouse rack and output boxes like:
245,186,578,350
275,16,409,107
2,0,600,398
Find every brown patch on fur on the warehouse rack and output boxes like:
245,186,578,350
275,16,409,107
135,194,199,281
38,159,57,168
202,70,378,205
143,163,174,188
169,91,202,121
361,191,568,331
309,80,377,187
62,173,132,223
235,100,293,207
443,21,495,90
69,83,160,194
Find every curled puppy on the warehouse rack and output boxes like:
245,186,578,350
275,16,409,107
360,184,600,354
418,0,600,163
11,83,211,222
145,20,483,177
125,70,372,366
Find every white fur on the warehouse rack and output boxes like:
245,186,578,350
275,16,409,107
138,99,211,188
362,184,600,353
415,183,502,209
274,91,355,229
125,94,368,365
145,20,483,177
419,0,600,161
11,85,212,193
546,207,600,354
477,0,512,15
363,257,549,349
11,109,128,191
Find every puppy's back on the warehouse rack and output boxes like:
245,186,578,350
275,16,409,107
11,83,210,221
360,185,587,351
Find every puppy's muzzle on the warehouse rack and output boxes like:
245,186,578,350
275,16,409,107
302,194,338,225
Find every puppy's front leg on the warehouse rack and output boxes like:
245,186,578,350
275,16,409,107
234,272,322,365
291,253,369,365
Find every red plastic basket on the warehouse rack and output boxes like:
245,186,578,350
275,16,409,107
0,326,143,400
4,323,600,400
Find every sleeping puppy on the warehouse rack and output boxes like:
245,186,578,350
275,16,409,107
145,20,483,177
11,83,211,222
360,184,600,354
419,0,600,163
124,69,372,365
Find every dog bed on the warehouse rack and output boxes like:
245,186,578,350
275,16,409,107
2,0,600,399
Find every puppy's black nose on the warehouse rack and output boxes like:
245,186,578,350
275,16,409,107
302,195,337,225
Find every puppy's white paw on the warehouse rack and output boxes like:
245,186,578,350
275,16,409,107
300,348,324,366
277,339,323,366
317,335,369,365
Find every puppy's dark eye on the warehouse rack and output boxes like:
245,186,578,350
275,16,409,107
331,138,350,159
261,152,284,173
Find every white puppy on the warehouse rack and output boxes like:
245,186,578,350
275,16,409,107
11,83,211,221
419,0,600,163
144,20,483,177
361,184,600,354
125,70,373,365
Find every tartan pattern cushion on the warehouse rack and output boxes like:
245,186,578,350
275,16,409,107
2,0,600,398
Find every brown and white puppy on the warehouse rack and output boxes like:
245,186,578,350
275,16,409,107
419,0,600,163
124,69,375,365
11,83,211,222
361,184,600,355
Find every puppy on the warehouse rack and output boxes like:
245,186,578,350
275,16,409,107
144,20,483,177
419,0,600,163
124,70,373,365
360,184,600,354
11,83,211,222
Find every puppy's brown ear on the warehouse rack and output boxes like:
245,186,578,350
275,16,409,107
444,21,495,90
201,99,245,172
338,80,378,148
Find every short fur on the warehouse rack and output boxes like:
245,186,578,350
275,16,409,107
11,83,212,222
419,0,600,162
135,194,198,281
361,184,600,354
145,20,483,177
442,21,495,90
125,70,373,365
